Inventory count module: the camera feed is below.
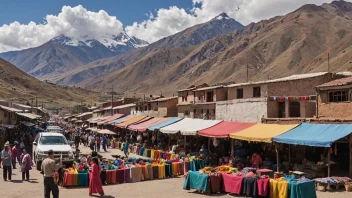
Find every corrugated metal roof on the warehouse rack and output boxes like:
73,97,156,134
112,103,136,110
150,96,178,102
227,72,328,88
195,85,224,91
316,76,352,88
0,105,23,112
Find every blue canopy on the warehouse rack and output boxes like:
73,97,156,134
148,117,183,131
273,123,352,147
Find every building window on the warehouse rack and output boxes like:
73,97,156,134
253,87,261,97
144,106,147,111
136,107,139,111
4,111,8,118
237,88,243,99
329,91,348,102
148,104,151,111
193,109,196,115
206,92,214,102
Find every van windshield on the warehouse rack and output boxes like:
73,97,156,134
39,136,67,145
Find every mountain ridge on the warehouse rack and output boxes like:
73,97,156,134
0,32,148,80
55,13,244,85
78,1,352,96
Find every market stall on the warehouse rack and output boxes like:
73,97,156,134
147,117,183,131
115,116,148,128
273,123,352,189
160,118,222,136
128,117,171,132
97,114,124,126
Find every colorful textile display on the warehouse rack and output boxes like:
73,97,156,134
270,178,289,198
221,173,244,194
183,171,209,192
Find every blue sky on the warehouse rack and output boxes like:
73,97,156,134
0,0,193,26
0,0,334,52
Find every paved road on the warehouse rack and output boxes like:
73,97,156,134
0,146,350,198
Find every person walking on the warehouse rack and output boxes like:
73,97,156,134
12,142,19,169
96,136,101,153
89,134,95,151
41,150,61,198
20,149,32,181
89,157,104,196
1,143,12,181
102,136,108,152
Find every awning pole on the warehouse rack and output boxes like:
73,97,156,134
288,144,291,165
184,135,186,151
208,138,211,154
328,148,331,190
328,148,331,177
168,135,171,151
350,135,352,178
231,138,234,158
275,143,279,173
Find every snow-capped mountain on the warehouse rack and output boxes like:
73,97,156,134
0,32,149,80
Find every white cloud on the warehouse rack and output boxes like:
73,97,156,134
0,5,123,52
0,1,348,52
126,0,333,43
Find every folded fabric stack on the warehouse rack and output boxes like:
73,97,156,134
313,177,351,184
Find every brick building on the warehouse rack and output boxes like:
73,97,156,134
215,72,347,122
178,85,228,119
131,97,178,117
315,76,352,119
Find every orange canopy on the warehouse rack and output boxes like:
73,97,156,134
115,116,147,128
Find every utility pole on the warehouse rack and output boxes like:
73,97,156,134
35,95,38,109
31,98,34,113
111,86,114,116
246,63,249,83
328,53,330,73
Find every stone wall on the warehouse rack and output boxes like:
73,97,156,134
216,98,267,122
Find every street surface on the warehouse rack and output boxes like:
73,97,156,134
0,146,350,198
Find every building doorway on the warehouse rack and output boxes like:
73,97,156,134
278,102,285,118
289,102,300,117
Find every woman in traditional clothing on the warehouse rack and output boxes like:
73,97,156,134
20,149,32,181
89,157,104,196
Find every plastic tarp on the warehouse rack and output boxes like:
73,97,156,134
109,115,134,124
97,114,124,125
97,129,115,135
16,113,41,120
273,123,352,147
148,117,183,131
160,118,222,135
115,116,147,128
21,121,35,127
229,123,298,143
128,117,171,132
198,121,256,138
89,116,110,124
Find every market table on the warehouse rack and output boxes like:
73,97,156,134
106,170,117,184
116,169,125,183
289,180,317,198
221,173,243,194
209,174,222,193
63,172,89,186
183,171,209,192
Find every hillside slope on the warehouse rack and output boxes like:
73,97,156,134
0,58,100,109
81,1,352,96
55,13,244,85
